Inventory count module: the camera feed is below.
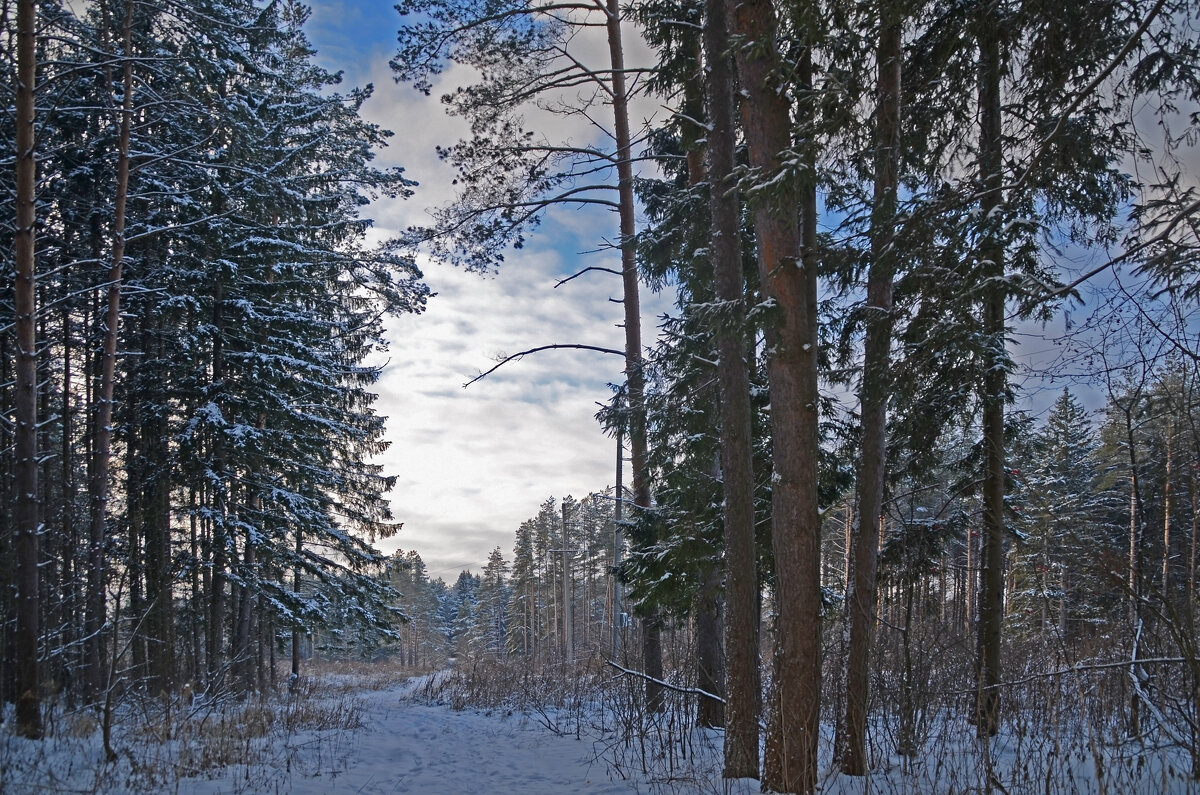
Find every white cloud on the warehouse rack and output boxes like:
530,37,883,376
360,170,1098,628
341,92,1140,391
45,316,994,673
311,5,675,576
374,245,660,577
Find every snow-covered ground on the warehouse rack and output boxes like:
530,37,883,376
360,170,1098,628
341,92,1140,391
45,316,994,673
4,667,1198,794
0,672,749,794
184,679,643,794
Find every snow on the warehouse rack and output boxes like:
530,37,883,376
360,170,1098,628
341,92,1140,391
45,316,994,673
1,672,679,794
184,679,641,794
5,666,1198,794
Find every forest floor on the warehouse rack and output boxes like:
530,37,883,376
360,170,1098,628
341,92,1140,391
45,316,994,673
0,661,751,794
3,659,1198,793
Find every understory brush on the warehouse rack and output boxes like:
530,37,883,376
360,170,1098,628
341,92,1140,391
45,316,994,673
415,639,1200,794
414,654,735,793
0,657,419,794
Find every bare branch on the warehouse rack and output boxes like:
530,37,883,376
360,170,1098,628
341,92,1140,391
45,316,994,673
605,659,725,703
554,266,622,287
1016,195,1200,315
463,343,624,387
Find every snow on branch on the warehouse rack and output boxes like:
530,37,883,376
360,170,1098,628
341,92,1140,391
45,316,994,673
604,659,725,704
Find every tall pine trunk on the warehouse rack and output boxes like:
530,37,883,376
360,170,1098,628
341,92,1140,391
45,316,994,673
975,9,1006,738
841,2,902,774
85,0,135,702
727,0,821,788
704,0,760,772
292,528,303,681
145,322,176,695
604,0,661,711
13,0,43,739
208,274,228,685
234,421,265,692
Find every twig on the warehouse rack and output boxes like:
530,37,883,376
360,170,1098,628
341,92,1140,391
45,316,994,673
554,266,622,288
463,343,624,387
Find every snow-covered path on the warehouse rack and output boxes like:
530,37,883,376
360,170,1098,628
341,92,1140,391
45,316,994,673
185,682,641,795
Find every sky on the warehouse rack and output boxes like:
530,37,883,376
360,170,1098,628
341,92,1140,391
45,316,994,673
305,2,671,581
301,2,1199,582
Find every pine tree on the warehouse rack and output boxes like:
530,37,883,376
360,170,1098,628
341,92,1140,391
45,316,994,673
1009,390,1121,640
509,518,540,657
0,0,426,707
479,548,510,658
724,0,822,786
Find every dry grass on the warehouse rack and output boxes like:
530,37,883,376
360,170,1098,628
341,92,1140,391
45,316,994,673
0,662,389,794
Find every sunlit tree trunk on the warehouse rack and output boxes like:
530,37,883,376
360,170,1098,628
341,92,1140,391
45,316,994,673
727,0,821,787
704,0,759,772
604,0,661,711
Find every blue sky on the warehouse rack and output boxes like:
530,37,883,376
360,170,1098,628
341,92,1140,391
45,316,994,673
304,1,672,580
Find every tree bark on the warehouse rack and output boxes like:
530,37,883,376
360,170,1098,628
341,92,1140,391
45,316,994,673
235,417,265,693
208,274,228,685
695,560,726,729
85,0,135,702
1163,420,1172,595
841,2,902,775
727,0,822,787
704,0,760,771
975,10,1006,738
292,528,303,681
604,0,661,712
13,0,43,739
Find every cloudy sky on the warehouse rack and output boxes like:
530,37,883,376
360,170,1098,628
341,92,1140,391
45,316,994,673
306,2,671,581
302,1,1187,582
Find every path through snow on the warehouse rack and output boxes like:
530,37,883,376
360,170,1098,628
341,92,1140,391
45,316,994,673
185,680,643,795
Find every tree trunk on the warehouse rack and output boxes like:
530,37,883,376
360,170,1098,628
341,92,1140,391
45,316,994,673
704,0,760,771
695,561,726,728
144,322,175,696
1,323,13,707
727,0,822,787
208,274,228,684
85,0,135,703
604,0,661,712
842,3,902,775
1163,420,1172,595
292,528,303,681
612,424,624,660
235,460,262,692
13,0,43,739
1189,460,1197,606
975,13,1006,738
190,489,203,682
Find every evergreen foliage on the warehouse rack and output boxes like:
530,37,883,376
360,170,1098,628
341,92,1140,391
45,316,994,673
0,0,426,707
